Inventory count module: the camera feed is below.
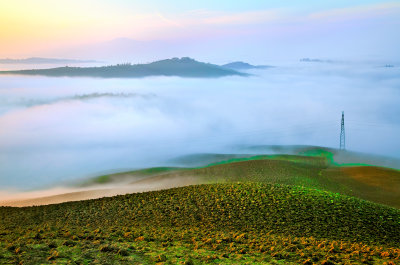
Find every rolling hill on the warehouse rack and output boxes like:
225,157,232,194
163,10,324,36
78,152,400,209
0,183,399,264
3,149,399,209
0,57,247,78
1,147,400,264
0,147,400,265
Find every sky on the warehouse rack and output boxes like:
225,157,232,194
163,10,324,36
0,0,399,61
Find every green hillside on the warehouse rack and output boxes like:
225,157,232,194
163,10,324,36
1,183,399,264
3,150,399,264
88,154,400,208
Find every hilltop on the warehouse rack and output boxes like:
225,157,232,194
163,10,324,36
221,61,272,70
0,57,247,78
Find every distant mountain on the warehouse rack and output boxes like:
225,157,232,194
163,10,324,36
0,57,99,64
222,61,272,70
300,58,333,63
0,57,247,78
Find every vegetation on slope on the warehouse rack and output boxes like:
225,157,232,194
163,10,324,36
92,153,400,208
0,183,399,264
0,57,246,78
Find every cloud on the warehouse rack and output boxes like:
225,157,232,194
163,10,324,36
169,3,400,29
308,2,400,21
201,9,282,25
0,93,156,113
155,13,184,28
1,62,400,189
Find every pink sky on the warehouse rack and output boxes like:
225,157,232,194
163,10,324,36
0,1,399,61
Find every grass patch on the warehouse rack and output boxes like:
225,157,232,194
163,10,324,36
0,183,399,264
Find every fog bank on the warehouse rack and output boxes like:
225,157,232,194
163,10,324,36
0,60,399,189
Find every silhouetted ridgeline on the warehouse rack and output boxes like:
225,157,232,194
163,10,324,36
0,57,247,78
222,61,272,70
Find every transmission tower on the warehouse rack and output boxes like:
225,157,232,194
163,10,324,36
340,111,345,150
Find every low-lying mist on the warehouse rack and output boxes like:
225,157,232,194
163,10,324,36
0,60,399,190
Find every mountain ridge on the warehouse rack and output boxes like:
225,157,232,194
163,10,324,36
0,57,248,78
222,61,273,70
0,57,99,64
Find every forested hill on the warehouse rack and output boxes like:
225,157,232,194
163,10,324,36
0,57,247,78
